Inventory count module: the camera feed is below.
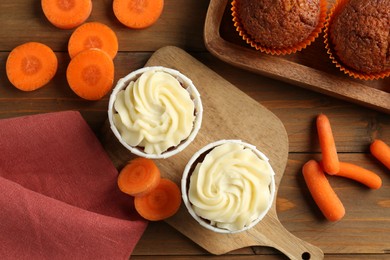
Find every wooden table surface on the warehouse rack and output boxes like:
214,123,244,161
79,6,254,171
1,1,389,259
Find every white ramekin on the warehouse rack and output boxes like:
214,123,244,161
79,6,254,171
181,139,276,234
108,66,203,159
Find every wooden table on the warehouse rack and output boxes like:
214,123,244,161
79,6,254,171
1,1,389,259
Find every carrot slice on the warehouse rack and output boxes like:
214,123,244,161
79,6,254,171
66,49,114,100
302,160,345,222
113,0,164,29
135,178,181,221
68,22,118,59
41,0,92,29
331,161,382,189
316,114,340,175
118,158,161,197
370,139,390,170
6,42,58,91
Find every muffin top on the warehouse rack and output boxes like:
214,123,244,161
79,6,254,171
330,0,390,74
237,0,321,49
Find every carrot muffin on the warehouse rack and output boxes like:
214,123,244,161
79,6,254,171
108,66,203,159
182,140,275,233
327,0,390,76
232,0,327,54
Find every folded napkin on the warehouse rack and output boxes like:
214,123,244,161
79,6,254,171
0,111,147,259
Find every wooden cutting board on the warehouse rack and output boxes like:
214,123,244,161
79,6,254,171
102,46,323,259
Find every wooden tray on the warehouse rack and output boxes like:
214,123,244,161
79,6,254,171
102,46,324,259
204,0,390,114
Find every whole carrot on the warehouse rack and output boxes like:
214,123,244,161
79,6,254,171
370,139,390,170
333,162,382,189
303,160,345,222
317,114,340,174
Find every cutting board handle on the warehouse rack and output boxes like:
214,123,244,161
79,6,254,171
256,214,324,260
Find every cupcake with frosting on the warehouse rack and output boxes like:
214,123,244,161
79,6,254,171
108,66,203,159
324,0,390,80
231,0,328,55
182,140,275,233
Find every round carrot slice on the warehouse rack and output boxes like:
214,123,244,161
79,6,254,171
41,0,92,29
135,178,181,221
66,49,114,100
6,42,58,91
118,158,161,197
113,0,164,29
68,22,118,59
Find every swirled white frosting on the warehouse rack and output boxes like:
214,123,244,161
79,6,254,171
113,69,195,155
188,142,273,231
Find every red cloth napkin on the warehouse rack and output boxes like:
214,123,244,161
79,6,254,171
0,111,148,259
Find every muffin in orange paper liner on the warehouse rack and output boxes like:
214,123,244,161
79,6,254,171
231,0,328,55
324,0,390,80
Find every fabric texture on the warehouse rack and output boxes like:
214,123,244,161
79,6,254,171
0,111,147,259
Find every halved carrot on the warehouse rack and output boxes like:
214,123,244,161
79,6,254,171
113,0,164,29
41,0,92,29
331,162,382,189
317,114,340,175
118,157,161,197
66,48,114,100
370,139,390,170
6,42,58,91
302,160,345,222
134,178,181,221
68,22,118,59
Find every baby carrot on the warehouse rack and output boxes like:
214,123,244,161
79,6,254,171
317,113,340,175
66,48,114,100
6,42,58,91
370,139,390,170
117,157,161,197
68,22,118,59
113,0,164,29
303,160,345,222
333,162,382,189
41,0,92,29
134,178,181,221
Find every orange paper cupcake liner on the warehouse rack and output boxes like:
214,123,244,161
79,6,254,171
324,0,390,80
231,0,328,55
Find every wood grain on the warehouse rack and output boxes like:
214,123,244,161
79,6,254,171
0,0,209,52
132,154,390,257
1,51,389,152
101,46,327,259
0,0,389,258
204,0,390,114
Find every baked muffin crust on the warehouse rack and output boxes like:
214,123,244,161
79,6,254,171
330,0,390,74
237,0,321,49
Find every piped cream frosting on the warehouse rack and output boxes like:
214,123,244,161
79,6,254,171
188,142,273,231
113,69,195,155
